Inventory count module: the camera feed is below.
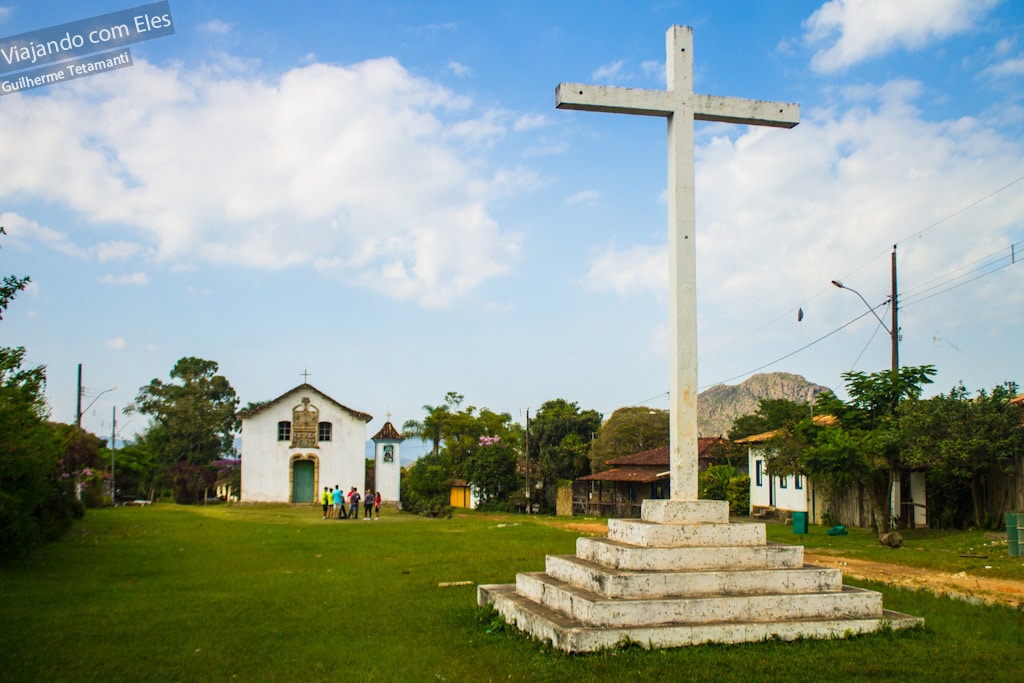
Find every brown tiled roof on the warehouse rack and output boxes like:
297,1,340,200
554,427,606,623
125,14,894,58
372,421,403,441
607,446,669,467
605,437,725,467
578,467,669,484
236,383,373,423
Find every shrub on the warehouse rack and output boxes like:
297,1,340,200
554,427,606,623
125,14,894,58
400,451,451,516
726,475,750,515
169,462,216,504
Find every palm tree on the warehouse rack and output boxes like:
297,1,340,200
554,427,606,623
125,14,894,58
402,404,451,457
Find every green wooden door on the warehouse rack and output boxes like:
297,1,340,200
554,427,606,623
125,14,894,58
292,460,315,503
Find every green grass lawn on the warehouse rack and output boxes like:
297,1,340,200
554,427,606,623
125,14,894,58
764,519,1024,581
1,505,1022,682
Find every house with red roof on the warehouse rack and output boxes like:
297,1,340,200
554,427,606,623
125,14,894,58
570,438,725,518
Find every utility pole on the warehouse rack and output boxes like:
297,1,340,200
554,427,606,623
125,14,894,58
831,245,901,375
111,406,116,505
76,363,83,428
524,408,530,515
891,245,899,374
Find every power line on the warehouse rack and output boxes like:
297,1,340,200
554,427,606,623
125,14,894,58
700,308,875,389
848,302,890,371
895,173,1024,246
900,240,1023,309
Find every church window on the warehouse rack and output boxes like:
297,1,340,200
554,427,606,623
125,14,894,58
278,421,291,441
754,460,763,487
318,422,332,442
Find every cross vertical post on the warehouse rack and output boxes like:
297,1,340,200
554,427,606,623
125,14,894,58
556,25,798,501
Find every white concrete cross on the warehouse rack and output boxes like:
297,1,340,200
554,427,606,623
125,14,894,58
557,25,798,500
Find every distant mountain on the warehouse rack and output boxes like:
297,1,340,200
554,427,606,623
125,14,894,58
697,372,831,437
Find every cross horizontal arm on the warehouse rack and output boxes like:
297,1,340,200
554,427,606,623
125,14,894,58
694,95,799,128
556,82,674,117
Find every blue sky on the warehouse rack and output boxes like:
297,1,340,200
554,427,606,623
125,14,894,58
2,0,1022,461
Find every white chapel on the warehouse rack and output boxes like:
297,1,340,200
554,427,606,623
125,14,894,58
238,383,374,503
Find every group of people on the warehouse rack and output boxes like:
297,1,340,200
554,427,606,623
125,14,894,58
321,485,381,520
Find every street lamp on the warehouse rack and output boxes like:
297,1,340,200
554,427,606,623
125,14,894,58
77,386,117,428
831,245,900,372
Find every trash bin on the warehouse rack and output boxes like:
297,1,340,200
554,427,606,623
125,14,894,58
792,511,808,535
1012,512,1023,558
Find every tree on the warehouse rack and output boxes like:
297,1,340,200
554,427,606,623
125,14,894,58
900,382,1024,528
528,399,602,510
0,227,30,321
0,230,83,560
727,398,810,440
107,437,158,501
128,357,239,502
402,393,523,511
588,407,669,473
462,436,520,509
402,392,463,457
401,450,452,517
0,347,84,560
769,366,936,541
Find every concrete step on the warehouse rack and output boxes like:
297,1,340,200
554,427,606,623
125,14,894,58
577,537,804,571
515,571,881,628
607,518,765,547
544,554,843,599
479,583,922,653
641,499,730,524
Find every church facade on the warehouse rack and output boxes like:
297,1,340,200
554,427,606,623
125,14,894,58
238,383,373,503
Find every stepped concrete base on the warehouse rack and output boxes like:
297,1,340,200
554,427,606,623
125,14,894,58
477,500,923,652
479,584,921,653
543,554,842,599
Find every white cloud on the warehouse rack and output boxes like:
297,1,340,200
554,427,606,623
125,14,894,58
691,80,1024,353
0,212,86,258
447,108,507,146
565,190,600,207
513,113,547,132
94,241,143,262
577,79,1024,354
448,61,472,77
803,0,998,73
641,59,664,82
100,272,148,285
982,57,1024,77
106,337,126,350
0,56,527,308
0,7,11,22
198,19,232,35
993,38,1015,57
592,60,625,82
581,244,667,297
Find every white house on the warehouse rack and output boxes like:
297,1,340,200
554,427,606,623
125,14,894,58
238,383,372,503
739,421,927,528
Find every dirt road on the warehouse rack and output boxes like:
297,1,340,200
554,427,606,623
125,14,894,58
804,552,1024,609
